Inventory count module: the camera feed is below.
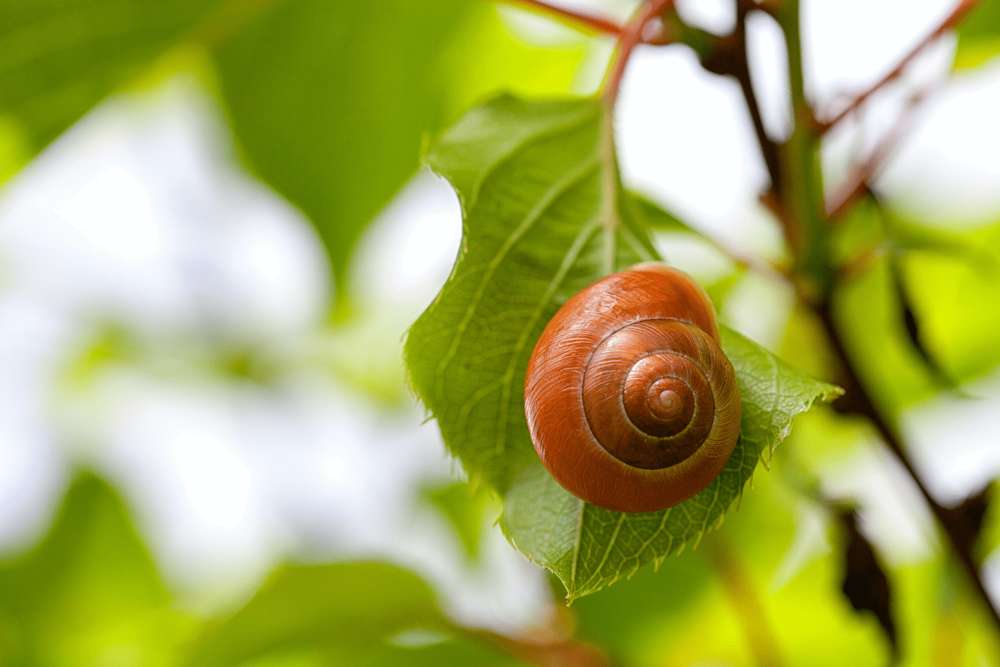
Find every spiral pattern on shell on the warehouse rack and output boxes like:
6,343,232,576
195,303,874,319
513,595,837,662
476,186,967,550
524,264,741,513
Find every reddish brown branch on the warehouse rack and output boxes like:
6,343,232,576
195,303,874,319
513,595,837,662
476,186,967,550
816,0,979,134
504,0,626,37
604,0,677,104
740,0,1000,637
463,625,610,667
734,2,783,197
814,301,1000,628
825,85,936,220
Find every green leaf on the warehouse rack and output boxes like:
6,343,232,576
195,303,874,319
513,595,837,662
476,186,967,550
954,0,1000,70
833,209,1000,401
405,95,839,599
185,560,529,667
0,0,222,153
502,328,840,600
440,4,592,120
895,220,1000,382
406,95,658,491
0,472,183,666
212,0,472,301
185,562,447,666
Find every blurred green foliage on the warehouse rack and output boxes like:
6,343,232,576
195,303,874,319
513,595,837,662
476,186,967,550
955,0,1000,69
212,0,471,303
830,200,1000,416
0,0,218,153
0,473,528,667
0,473,189,666
2,0,1000,665
0,0,593,306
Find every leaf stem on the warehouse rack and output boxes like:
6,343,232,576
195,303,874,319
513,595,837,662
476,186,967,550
816,0,979,134
502,0,627,38
734,2,783,196
604,0,677,106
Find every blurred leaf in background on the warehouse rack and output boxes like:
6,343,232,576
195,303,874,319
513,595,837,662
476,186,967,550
831,201,1000,417
211,0,470,305
0,475,532,667
184,560,554,667
954,0,1000,70
187,561,446,666
440,4,593,119
211,0,597,307
0,0,596,305
0,473,188,667
0,0,219,157
895,218,1000,383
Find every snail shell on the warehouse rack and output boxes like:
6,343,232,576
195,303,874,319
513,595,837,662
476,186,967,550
524,263,741,512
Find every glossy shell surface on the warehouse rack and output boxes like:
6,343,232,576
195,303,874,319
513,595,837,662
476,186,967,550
524,264,741,512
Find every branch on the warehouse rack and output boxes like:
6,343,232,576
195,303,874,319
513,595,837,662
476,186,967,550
503,0,672,44
763,0,1000,632
776,0,828,286
836,243,885,281
462,624,610,667
814,299,1000,629
825,84,936,221
816,0,979,134
734,3,783,196
696,226,791,282
604,0,677,105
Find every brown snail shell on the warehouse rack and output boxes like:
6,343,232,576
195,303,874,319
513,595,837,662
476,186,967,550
524,263,741,512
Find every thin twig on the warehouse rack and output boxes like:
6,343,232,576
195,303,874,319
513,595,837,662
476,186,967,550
825,84,937,221
776,0,824,281
462,625,610,667
814,300,1000,629
734,2,783,195
837,243,886,281
697,227,791,282
604,0,677,105
816,0,979,134
503,0,626,38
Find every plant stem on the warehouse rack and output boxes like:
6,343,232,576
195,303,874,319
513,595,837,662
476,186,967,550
460,624,611,667
504,0,625,37
814,300,1000,629
734,2,782,196
816,0,979,133
604,0,677,106
504,0,675,45
776,0,829,291
707,536,785,667
762,0,1000,635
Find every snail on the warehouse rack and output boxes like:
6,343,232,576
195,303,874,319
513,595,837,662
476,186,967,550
524,263,741,513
